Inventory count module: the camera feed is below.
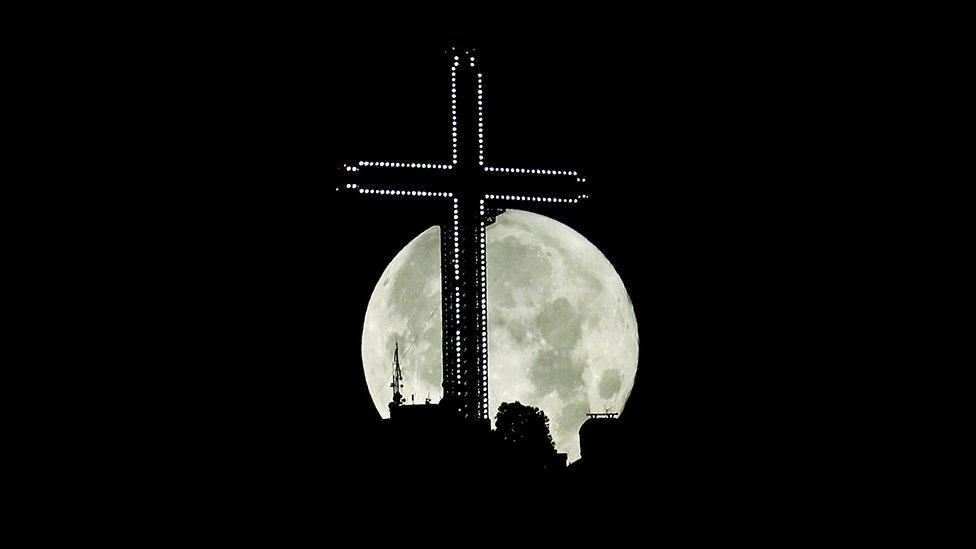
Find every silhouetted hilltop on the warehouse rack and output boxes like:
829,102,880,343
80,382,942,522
358,401,568,480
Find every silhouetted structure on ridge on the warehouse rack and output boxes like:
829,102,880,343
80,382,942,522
579,413,624,463
564,412,630,477
379,345,565,474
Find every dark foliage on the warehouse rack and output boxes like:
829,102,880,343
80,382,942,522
494,401,556,460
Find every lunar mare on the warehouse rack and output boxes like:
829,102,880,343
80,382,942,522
361,210,639,463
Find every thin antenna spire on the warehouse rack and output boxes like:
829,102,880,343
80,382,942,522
389,339,405,412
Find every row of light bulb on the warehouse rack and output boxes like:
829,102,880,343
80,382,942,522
350,188,588,204
478,72,484,166
476,204,489,382
479,217,488,386
352,188,589,202
451,59,458,164
358,161,451,170
455,294,461,370
479,223,488,382
483,166,580,177
483,193,585,204
356,188,454,198
453,198,459,282
455,304,462,371
450,196,459,380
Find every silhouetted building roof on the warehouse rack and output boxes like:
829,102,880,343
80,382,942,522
578,416,625,465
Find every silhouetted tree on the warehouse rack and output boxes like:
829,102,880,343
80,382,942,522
495,402,556,462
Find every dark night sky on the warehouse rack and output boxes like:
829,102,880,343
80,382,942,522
142,23,898,503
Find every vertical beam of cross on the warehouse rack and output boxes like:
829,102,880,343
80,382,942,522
337,47,590,424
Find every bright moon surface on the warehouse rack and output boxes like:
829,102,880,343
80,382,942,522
361,209,639,462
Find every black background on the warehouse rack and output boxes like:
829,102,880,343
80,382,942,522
127,22,909,514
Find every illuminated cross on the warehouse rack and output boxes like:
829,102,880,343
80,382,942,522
337,48,590,424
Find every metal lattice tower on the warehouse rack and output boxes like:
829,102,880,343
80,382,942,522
337,47,590,423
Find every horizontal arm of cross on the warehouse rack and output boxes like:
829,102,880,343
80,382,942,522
345,161,453,171
474,169,590,199
483,166,587,183
335,162,462,197
337,161,592,202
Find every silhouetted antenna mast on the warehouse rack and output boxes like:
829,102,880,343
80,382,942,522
402,303,438,360
390,340,406,411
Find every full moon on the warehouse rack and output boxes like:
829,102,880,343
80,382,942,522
361,209,639,462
